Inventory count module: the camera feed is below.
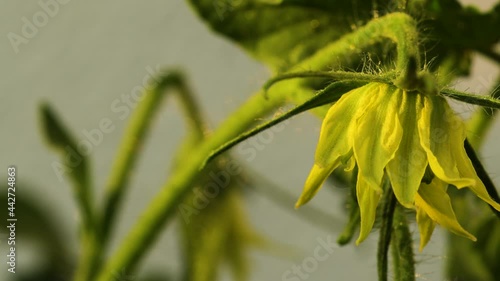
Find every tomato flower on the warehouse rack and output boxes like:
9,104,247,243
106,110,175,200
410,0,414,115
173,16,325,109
295,82,500,250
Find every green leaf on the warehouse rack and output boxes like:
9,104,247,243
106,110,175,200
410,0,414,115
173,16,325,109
187,0,385,70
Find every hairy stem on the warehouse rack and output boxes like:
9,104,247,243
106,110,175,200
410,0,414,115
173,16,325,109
392,207,415,281
377,186,397,281
284,12,420,89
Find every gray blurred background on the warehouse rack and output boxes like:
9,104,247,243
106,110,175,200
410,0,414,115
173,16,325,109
0,0,498,280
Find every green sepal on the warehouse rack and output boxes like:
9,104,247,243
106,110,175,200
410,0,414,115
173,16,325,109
203,80,367,167
440,88,500,110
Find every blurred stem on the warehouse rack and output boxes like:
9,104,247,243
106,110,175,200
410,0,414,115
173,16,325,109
175,76,207,140
95,87,291,281
391,207,415,281
40,104,96,281
101,71,184,244
377,185,397,281
80,71,199,280
467,75,500,148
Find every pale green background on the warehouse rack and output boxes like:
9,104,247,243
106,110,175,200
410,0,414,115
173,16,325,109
0,0,498,280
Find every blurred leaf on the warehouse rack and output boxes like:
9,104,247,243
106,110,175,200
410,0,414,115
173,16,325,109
39,103,91,198
0,182,73,280
187,0,385,71
39,103,94,233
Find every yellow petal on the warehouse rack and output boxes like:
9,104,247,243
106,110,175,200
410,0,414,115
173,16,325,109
295,164,337,208
353,83,403,194
452,141,500,211
297,84,372,207
416,204,435,251
387,92,428,208
315,83,372,167
355,177,382,245
415,179,476,242
418,95,475,188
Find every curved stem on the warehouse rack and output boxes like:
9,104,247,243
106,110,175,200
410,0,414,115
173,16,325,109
101,71,184,245
264,71,395,93
284,12,420,89
95,87,293,281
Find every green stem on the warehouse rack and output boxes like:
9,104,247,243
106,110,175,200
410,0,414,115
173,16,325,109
101,72,184,244
264,71,395,93
296,12,419,73
440,86,500,112
95,88,288,281
391,207,415,281
79,71,186,280
377,186,397,281
284,12,420,90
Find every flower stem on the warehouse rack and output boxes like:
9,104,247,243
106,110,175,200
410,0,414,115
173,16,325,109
377,185,397,281
391,207,415,281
